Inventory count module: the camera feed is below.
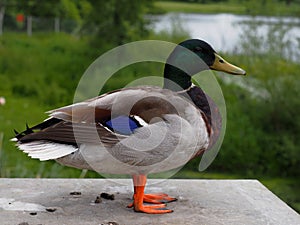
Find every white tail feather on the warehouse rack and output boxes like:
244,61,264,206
17,141,77,161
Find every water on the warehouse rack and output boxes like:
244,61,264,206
151,13,300,57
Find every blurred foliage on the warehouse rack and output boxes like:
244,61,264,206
155,0,300,16
0,33,92,107
154,1,246,14
2,0,90,21
81,0,154,54
242,0,300,16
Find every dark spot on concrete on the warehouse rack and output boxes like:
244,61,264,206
70,191,81,195
46,207,57,212
108,222,119,225
29,212,37,216
18,222,29,225
100,192,115,200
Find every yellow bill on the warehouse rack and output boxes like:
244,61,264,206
210,53,246,75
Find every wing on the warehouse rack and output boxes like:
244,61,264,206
14,86,197,162
48,86,179,124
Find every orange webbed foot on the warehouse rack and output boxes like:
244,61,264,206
128,174,175,214
127,193,177,207
143,193,177,204
134,203,173,214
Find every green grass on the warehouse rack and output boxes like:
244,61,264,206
154,1,300,16
0,33,92,106
154,1,245,14
0,33,92,177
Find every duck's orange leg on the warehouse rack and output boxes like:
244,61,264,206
128,174,173,214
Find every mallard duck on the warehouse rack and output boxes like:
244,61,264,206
13,39,245,214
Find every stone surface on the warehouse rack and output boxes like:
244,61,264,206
0,179,299,225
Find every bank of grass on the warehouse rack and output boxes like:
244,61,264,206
0,33,90,177
154,1,300,16
154,1,245,14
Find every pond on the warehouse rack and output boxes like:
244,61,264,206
151,13,300,59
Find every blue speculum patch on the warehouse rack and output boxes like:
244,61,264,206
105,115,141,135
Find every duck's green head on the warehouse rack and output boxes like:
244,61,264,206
164,39,246,91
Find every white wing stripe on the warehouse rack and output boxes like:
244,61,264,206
132,115,148,127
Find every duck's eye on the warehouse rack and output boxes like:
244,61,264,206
194,46,202,52
219,59,224,63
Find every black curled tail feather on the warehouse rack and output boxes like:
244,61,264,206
13,118,62,141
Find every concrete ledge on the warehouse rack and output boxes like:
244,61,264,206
0,179,299,225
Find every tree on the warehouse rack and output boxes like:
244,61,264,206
82,0,153,51
11,0,91,35
15,1,86,22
